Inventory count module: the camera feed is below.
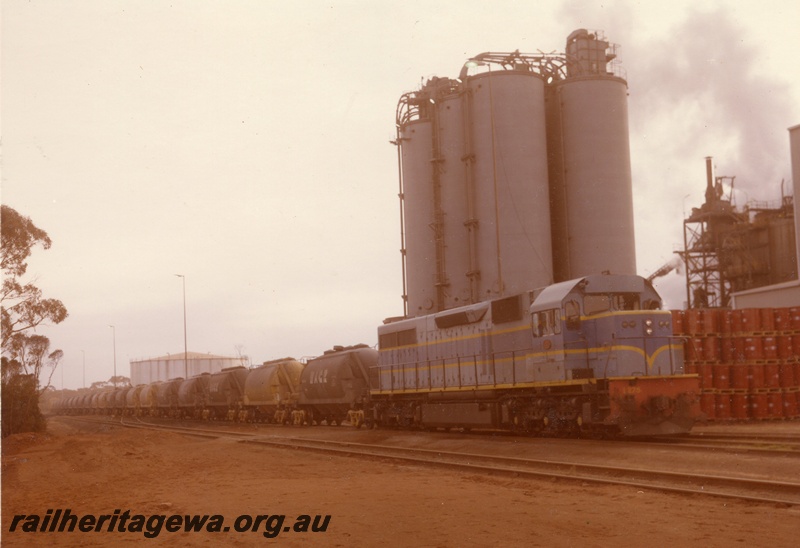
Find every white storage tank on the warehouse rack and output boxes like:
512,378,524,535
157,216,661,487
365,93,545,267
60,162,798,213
398,116,438,315
437,91,474,310
397,78,473,316
130,351,245,385
466,69,553,299
549,29,637,280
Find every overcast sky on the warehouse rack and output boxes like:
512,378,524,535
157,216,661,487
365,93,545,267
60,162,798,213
3,0,799,389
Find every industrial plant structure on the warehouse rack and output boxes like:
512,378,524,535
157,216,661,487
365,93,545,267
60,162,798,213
679,123,800,310
394,29,637,317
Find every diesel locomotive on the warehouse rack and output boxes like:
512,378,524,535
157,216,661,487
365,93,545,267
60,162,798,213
369,273,699,436
57,274,701,437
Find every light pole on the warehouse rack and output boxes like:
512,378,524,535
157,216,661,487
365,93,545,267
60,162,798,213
175,274,188,379
108,325,117,387
81,350,86,389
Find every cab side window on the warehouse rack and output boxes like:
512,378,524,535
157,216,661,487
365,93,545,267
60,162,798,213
612,293,640,311
532,309,561,337
564,300,580,329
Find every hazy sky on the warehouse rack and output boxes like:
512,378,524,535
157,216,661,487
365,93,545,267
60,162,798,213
3,0,799,389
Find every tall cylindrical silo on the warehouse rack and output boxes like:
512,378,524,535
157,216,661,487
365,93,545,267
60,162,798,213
437,92,474,310
466,70,554,299
398,118,438,315
549,30,636,280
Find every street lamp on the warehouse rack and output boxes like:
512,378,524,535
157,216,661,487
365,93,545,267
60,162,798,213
81,350,85,389
108,325,117,387
175,274,188,379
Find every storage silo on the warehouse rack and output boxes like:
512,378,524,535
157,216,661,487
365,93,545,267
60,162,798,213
397,101,438,316
397,77,483,316
437,91,474,310
548,29,637,280
465,69,553,299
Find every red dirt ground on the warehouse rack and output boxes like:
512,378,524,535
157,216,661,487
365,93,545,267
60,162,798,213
2,418,799,547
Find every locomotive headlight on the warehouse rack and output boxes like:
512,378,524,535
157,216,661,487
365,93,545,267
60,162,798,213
646,327,654,336
645,319,653,327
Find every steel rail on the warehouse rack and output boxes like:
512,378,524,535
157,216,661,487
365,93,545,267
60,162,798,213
60,416,800,507
242,436,800,506
633,436,800,457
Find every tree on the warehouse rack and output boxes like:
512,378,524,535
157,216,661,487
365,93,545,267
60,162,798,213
89,376,131,390
1,357,46,438
7,333,64,394
1,205,68,437
2,205,68,351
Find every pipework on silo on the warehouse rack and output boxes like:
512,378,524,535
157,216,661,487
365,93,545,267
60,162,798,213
393,29,637,317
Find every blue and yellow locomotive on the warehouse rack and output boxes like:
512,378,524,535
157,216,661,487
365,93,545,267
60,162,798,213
372,273,700,436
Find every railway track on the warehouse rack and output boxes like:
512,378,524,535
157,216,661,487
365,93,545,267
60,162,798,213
58,415,800,507
635,432,800,456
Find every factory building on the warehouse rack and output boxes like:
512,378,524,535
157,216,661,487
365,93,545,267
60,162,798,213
394,29,636,317
682,126,800,309
129,351,245,386
728,125,800,308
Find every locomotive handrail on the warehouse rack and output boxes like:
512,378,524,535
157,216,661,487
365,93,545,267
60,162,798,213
376,349,532,391
375,337,685,392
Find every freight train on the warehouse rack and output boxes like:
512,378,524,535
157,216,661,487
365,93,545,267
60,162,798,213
56,273,701,437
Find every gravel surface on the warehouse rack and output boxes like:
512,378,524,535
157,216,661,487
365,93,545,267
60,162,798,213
2,417,799,547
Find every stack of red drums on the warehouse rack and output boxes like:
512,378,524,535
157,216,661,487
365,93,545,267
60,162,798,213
674,307,800,421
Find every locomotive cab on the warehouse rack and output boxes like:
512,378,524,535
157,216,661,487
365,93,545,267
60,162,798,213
530,274,699,435
530,274,683,380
